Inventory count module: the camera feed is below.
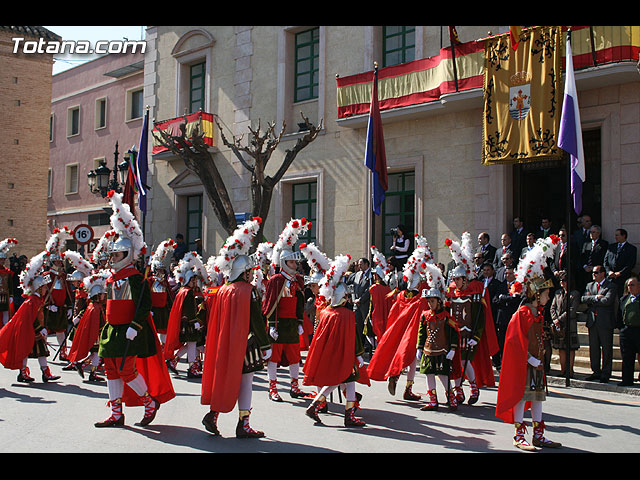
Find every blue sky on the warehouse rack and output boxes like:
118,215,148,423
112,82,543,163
44,26,146,74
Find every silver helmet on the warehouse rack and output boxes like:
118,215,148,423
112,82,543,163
279,248,302,275
330,281,350,308
67,270,85,283
31,274,52,292
108,237,134,271
421,287,444,301
228,255,256,282
450,264,468,279
88,281,107,298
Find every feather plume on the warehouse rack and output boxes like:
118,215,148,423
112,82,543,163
271,217,311,267
19,250,48,295
424,262,446,296
318,253,351,303
511,234,560,296
211,217,262,278
82,270,111,297
0,238,18,257
63,250,93,276
92,229,116,263
106,190,147,257
369,245,390,275
444,233,473,279
150,239,177,270
299,242,332,274
45,226,73,260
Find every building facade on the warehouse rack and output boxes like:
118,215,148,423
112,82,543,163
0,26,58,258
49,51,145,255
143,26,640,273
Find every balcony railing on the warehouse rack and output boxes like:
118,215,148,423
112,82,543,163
152,111,215,155
336,26,640,120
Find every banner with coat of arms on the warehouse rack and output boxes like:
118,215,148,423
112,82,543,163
482,26,563,165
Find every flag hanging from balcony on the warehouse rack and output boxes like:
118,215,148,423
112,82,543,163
152,111,215,155
135,108,149,216
364,65,388,216
558,30,585,215
482,26,563,166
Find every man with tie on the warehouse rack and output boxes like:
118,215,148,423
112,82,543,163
476,232,497,265
581,265,618,383
509,217,528,259
618,276,640,386
552,229,571,276
578,225,609,292
604,228,638,299
572,215,592,253
348,257,373,352
493,234,514,270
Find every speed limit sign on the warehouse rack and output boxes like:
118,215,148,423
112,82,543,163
73,224,94,245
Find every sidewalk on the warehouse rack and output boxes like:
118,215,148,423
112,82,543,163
545,366,640,396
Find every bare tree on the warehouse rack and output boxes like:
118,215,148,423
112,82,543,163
152,112,322,250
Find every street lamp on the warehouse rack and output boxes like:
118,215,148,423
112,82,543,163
87,141,129,197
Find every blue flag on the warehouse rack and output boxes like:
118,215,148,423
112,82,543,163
364,67,388,216
135,108,149,216
558,31,585,215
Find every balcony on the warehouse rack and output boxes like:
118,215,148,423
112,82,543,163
152,110,215,158
336,26,640,128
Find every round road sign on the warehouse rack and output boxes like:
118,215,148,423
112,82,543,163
73,224,94,245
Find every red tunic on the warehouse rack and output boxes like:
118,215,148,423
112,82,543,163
163,287,190,360
368,282,393,338
447,280,500,388
367,291,427,381
200,281,252,413
0,294,43,370
495,305,539,423
67,301,103,363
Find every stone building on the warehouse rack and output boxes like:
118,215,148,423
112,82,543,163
143,25,640,273
0,26,59,258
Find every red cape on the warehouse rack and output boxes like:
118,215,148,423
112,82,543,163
200,281,252,413
303,305,369,387
448,280,500,388
369,283,393,338
261,273,303,318
0,294,42,370
163,287,190,360
495,305,537,423
299,312,314,351
367,292,427,381
67,302,103,363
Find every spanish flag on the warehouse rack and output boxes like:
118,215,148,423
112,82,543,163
510,26,522,50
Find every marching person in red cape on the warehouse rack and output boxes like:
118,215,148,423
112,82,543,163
0,251,60,383
201,217,272,438
496,235,562,451
42,227,74,362
67,271,110,382
363,246,394,350
0,238,19,327
367,236,432,402
149,240,176,349
164,251,209,378
262,218,312,402
445,233,499,406
94,191,174,428
304,254,368,427
417,263,459,412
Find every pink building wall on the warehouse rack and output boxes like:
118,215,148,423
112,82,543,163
49,52,144,253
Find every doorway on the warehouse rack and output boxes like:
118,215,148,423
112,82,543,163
513,128,601,234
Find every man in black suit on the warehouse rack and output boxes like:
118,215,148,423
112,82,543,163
572,214,592,253
491,266,520,370
551,228,572,276
476,232,497,265
578,224,609,292
480,262,503,368
347,257,373,351
581,265,618,383
495,251,516,282
536,217,558,239
493,233,514,270
509,216,528,259
604,228,638,299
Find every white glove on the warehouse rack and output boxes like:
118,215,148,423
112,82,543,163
66,309,73,319
72,315,81,326
446,349,455,361
41,328,48,337
194,322,202,330
416,348,423,361
48,305,58,312
527,355,541,368
467,338,477,347
269,326,279,340
262,348,272,361
126,327,138,341
356,356,364,368
297,324,304,335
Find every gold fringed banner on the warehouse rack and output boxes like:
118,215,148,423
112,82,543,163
482,26,563,165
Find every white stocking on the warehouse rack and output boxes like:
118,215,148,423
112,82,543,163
56,331,65,346
289,362,300,380
107,378,124,401
90,352,100,367
426,374,436,391
38,356,48,368
126,374,148,397
531,401,543,422
267,361,278,381
344,382,357,402
237,373,254,411
406,357,417,382
187,342,197,363
513,399,526,424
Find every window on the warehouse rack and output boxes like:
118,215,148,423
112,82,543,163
383,26,415,67
382,171,415,253
95,98,107,129
294,28,319,102
65,163,79,195
67,106,80,137
126,87,144,121
88,212,110,226
47,169,52,197
186,194,203,252
291,181,317,246
49,114,54,142
189,62,205,113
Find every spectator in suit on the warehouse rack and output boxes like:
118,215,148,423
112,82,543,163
347,257,373,352
476,232,497,265
519,232,537,260
536,217,558,239
549,271,580,378
481,262,503,368
604,228,638,299
581,265,618,383
510,217,528,259
491,266,520,370
495,251,516,282
578,225,609,292
572,215,592,253
172,233,188,261
493,233,514,270
618,276,640,386
473,252,485,279
551,228,571,276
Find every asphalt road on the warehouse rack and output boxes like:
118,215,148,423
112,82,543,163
1,342,640,454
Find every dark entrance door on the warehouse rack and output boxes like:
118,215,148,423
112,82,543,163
513,128,602,235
